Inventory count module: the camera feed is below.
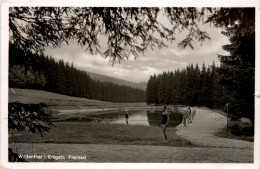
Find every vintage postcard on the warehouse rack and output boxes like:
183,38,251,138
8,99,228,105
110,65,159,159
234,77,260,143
1,0,259,169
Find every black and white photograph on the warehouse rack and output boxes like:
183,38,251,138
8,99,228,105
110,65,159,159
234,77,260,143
1,1,259,169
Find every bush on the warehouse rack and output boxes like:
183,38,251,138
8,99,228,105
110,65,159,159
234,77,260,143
229,120,254,136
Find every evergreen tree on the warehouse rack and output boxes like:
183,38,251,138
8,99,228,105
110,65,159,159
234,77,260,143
213,8,255,124
146,74,159,104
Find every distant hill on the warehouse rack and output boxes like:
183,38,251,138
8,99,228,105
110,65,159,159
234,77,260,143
87,71,147,90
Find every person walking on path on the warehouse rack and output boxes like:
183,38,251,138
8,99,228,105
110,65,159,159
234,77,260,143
125,109,129,124
191,107,196,120
161,105,170,142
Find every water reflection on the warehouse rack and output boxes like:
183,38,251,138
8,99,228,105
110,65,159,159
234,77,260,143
146,111,183,127
112,111,150,126
58,110,183,128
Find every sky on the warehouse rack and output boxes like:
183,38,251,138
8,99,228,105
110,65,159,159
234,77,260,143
45,19,230,83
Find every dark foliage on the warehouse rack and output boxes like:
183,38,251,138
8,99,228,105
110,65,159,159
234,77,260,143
8,148,26,162
8,102,53,136
8,102,53,162
215,8,255,125
9,7,211,63
146,63,221,108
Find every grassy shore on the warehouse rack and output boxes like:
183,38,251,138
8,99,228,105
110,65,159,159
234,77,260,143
9,122,192,147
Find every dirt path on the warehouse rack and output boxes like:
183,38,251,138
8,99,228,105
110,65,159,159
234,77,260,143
176,108,253,149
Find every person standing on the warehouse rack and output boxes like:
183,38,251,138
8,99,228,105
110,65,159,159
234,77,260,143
182,115,187,127
161,105,170,142
191,107,196,120
188,107,192,123
125,109,129,124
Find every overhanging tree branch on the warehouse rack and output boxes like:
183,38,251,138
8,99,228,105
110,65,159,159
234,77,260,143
9,7,213,63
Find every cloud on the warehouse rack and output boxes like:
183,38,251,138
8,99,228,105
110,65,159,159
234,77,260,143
44,24,229,83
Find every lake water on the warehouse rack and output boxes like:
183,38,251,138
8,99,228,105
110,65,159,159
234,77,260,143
58,110,183,128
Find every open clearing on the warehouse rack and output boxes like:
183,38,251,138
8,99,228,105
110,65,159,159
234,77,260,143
8,89,254,163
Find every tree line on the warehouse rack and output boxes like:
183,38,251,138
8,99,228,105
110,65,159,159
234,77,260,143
9,44,146,103
147,63,223,107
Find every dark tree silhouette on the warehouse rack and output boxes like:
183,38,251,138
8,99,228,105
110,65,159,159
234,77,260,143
213,8,255,124
8,102,53,136
8,102,54,162
9,7,212,63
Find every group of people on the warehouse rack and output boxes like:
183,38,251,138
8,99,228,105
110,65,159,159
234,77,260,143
182,106,196,127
